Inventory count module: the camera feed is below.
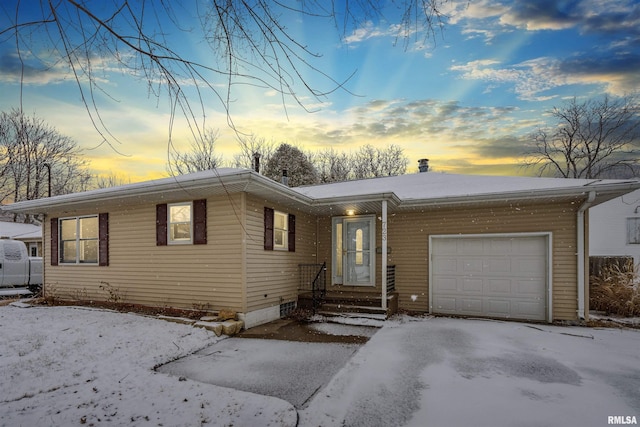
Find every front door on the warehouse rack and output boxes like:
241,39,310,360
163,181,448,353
332,216,375,286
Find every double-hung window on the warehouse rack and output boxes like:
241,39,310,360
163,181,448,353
156,200,207,246
273,211,289,250
60,216,99,264
264,207,295,252
169,202,192,244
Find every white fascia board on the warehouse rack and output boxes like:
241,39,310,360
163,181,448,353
308,192,401,207
5,169,256,214
398,180,640,209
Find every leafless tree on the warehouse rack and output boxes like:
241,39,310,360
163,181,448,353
232,134,276,173
168,128,223,174
0,109,92,218
1,1,448,147
523,95,640,179
313,148,352,183
351,144,409,179
93,174,132,189
264,143,319,186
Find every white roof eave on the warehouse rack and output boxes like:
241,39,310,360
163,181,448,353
3,170,639,216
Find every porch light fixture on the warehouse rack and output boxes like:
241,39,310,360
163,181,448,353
346,209,355,216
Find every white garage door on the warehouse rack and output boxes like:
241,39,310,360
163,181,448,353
430,234,549,321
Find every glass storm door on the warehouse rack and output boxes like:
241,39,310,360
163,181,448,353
332,216,375,286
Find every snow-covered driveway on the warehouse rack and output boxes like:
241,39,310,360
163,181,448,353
1,303,639,427
300,317,640,427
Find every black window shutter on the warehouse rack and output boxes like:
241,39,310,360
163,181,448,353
264,207,274,250
50,217,59,266
156,204,168,246
288,214,296,252
193,199,207,245
99,213,109,266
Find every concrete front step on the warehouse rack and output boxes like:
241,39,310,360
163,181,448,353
299,292,398,307
317,311,388,321
299,291,399,319
319,303,388,316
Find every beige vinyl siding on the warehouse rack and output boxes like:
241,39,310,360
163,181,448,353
316,200,581,321
244,195,318,313
43,194,244,312
392,201,579,320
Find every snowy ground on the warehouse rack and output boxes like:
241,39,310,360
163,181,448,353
1,303,639,427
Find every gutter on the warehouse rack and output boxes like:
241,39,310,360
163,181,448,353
576,191,596,320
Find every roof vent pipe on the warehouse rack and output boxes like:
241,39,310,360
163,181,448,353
281,169,289,186
253,153,261,173
418,158,429,173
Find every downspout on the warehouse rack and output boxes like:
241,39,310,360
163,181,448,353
576,191,596,320
381,200,388,311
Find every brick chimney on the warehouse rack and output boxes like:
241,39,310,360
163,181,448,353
418,158,429,173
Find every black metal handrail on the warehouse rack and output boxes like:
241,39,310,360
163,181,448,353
386,264,396,294
299,262,326,312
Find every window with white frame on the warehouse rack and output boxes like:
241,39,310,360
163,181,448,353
168,202,192,244
627,218,640,244
274,211,288,250
60,216,99,264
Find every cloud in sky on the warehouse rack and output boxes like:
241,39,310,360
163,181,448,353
0,52,70,85
0,0,638,181
451,49,640,101
446,0,639,39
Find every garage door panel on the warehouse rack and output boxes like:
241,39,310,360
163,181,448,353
432,296,457,312
460,239,484,254
459,298,483,314
462,258,483,273
486,258,512,274
485,299,511,317
431,235,548,321
488,239,512,254
516,279,545,295
433,277,458,292
436,239,459,254
514,300,545,317
514,257,546,275
433,257,457,274
462,278,483,292
485,278,512,294
515,238,546,254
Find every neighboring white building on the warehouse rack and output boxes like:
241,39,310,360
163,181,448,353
589,188,640,266
0,220,43,257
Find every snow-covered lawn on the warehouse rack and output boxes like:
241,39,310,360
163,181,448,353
2,302,639,427
0,303,296,427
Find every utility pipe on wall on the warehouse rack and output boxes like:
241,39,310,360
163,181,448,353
576,191,596,320
381,200,388,311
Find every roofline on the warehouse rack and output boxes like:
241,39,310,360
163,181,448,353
396,180,640,208
2,169,314,214
3,170,639,214
296,179,640,209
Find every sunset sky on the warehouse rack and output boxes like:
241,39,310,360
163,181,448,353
1,0,638,182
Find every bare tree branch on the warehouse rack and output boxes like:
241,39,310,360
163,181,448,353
2,1,447,149
522,95,640,179
0,108,92,218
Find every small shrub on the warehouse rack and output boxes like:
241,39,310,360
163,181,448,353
42,283,59,305
99,281,124,303
73,288,89,301
590,261,640,317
